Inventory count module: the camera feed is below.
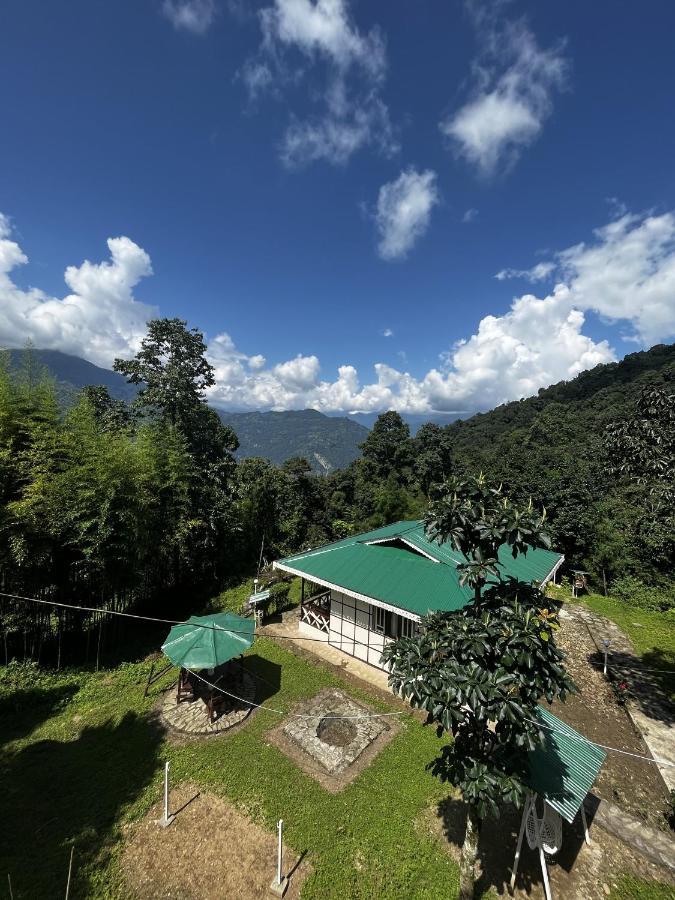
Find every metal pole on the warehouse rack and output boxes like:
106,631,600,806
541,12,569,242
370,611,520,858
65,845,74,900
602,639,611,676
160,761,175,827
277,819,283,885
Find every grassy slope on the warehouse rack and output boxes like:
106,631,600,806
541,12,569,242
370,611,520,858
2,578,674,898
0,586,455,899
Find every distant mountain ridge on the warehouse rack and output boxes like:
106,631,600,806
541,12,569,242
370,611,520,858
2,348,368,473
218,409,369,473
5,348,137,404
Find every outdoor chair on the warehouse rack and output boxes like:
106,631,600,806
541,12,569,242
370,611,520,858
176,667,196,704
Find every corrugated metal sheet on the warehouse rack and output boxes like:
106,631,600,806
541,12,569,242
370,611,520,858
276,520,563,617
527,706,606,823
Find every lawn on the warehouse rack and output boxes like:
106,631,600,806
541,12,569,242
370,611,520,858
2,578,674,899
0,586,456,899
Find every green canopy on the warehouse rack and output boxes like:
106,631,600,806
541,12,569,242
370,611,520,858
162,612,255,670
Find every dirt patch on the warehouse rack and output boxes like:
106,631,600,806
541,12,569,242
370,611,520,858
266,689,400,792
122,783,309,900
554,606,671,830
425,797,675,900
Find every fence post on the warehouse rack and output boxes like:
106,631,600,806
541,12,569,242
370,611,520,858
160,761,176,828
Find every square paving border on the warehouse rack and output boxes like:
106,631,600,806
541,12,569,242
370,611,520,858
266,687,401,793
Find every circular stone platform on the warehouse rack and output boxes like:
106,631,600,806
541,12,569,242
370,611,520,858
160,670,256,735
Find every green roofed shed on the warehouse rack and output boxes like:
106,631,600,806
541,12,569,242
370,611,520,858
527,705,606,824
275,519,564,619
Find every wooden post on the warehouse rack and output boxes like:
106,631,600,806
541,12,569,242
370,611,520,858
277,819,283,885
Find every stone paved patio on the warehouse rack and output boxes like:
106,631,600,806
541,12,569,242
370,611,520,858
283,688,387,774
160,669,255,735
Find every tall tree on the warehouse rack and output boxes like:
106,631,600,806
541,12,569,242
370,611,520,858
114,318,215,430
382,475,574,900
360,411,413,484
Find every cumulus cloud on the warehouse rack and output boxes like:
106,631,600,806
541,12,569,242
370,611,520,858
495,261,555,282
0,216,156,367
162,0,216,34
441,20,567,176
462,208,479,223
3,209,673,417
242,0,396,167
375,168,439,260
382,328,393,337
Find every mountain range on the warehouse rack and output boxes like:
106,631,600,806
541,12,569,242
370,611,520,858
5,344,673,475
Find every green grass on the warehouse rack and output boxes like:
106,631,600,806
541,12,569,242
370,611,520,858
0,610,456,899
610,874,675,899
3,577,673,898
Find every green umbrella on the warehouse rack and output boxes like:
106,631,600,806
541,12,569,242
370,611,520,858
161,612,255,670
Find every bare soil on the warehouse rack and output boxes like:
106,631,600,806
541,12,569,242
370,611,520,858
553,606,671,830
425,796,675,900
122,783,310,900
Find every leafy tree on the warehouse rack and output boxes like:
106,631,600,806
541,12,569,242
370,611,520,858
413,422,454,495
425,473,551,600
114,318,215,430
80,385,134,432
605,383,675,491
360,411,413,484
382,475,574,899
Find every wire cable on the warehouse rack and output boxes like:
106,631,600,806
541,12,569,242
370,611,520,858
0,590,341,644
525,715,675,768
186,668,403,720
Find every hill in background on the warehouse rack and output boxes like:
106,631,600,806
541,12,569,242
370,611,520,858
218,409,369,473
5,348,137,405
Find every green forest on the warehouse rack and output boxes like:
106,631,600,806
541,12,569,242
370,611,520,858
1,322,673,665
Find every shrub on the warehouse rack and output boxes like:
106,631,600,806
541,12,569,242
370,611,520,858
611,576,675,612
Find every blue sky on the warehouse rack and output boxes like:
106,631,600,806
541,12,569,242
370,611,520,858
1,0,674,413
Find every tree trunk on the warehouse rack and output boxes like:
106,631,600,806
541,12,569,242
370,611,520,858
459,805,482,900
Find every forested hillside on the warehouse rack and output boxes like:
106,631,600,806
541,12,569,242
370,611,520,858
219,408,368,472
1,329,672,670
445,343,675,587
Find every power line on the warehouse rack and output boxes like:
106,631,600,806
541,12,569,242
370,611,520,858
4,589,673,762
0,590,336,644
187,668,403,720
525,715,675,769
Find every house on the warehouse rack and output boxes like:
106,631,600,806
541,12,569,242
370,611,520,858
273,520,564,671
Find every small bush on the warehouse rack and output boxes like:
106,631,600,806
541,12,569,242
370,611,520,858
611,576,675,612
265,581,291,616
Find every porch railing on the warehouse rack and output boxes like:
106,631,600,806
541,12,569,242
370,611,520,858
300,590,330,634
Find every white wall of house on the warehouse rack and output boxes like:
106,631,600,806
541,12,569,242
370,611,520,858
328,591,417,671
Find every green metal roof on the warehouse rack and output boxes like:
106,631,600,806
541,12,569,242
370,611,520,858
275,520,563,618
527,706,606,823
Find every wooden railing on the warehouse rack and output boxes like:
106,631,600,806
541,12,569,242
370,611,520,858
300,591,330,633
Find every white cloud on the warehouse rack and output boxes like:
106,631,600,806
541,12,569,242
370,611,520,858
0,217,156,367
441,21,567,176
495,261,555,282
375,168,439,260
3,209,673,418
382,328,393,337
462,208,479,223
162,0,216,34
242,0,395,166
